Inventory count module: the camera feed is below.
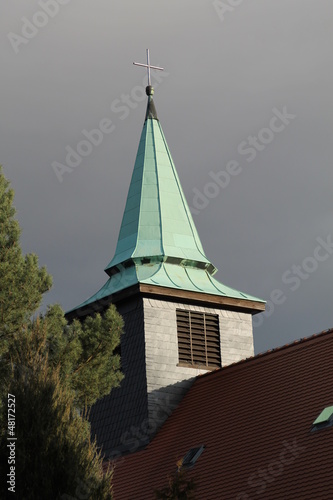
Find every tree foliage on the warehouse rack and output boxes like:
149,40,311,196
0,166,52,356
0,321,113,499
154,469,197,500
1,303,124,411
0,167,123,498
37,303,124,408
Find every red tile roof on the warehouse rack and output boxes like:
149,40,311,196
110,328,333,499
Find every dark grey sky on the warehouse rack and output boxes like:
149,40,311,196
1,0,332,353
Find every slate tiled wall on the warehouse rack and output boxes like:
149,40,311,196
89,297,148,458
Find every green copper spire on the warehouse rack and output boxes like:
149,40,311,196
104,86,216,277
67,58,265,316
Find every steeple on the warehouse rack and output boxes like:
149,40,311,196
66,53,265,458
67,57,264,316
105,50,214,274
105,85,216,277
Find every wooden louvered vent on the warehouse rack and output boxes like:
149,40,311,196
176,310,221,369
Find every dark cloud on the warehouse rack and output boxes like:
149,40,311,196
1,0,332,353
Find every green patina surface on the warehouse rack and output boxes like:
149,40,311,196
68,94,265,314
104,97,212,274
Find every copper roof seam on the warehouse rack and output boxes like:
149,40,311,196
151,120,164,258
131,120,150,260
158,122,211,265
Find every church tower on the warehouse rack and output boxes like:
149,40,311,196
66,51,265,458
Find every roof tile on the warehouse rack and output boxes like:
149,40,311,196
111,328,333,499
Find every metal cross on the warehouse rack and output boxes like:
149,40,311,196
133,49,164,87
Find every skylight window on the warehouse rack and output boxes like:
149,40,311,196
311,406,333,431
179,445,205,470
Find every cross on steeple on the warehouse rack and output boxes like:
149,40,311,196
133,49,164,87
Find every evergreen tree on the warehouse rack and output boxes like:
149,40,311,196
44,303,124,408
0,321,113,499
0,167,123,498
0,166,52,357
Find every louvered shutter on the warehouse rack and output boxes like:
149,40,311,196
176,310,221,368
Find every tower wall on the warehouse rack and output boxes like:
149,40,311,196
143,297,254,433
89,293,254,459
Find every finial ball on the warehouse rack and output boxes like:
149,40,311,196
146,85,154,96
